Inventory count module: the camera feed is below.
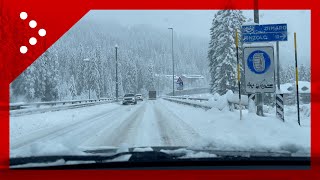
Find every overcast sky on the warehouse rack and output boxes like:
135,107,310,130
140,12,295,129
85,10,310,66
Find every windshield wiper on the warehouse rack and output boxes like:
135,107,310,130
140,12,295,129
10,148,310,170
10,151,178,168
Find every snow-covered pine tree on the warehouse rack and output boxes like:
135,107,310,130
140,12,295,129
117,73,124,97
283,65,296,83
145,61,155,91
34,54,47,101
280,65,294,84
299,64,310,82
92,62,102,99
69,75,77,100
279,66,286,84
105,74,114,98
41,50,59,101
23,66,36,101
122,56,138,94
208,10,246,95
305,65,310,82
137,68,144,92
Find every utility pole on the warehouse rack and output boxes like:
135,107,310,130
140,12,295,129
168,27,175,96
254,0,264,116
115,45,118,101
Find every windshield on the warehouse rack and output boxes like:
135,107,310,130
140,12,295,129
9,10,310,168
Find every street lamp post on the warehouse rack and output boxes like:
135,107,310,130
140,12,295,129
168,27,174,96
115,45,119,101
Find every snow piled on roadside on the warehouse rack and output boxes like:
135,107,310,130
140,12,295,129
207,93,229,110
179,91,249,110
160,98,310,155
190,92,310,119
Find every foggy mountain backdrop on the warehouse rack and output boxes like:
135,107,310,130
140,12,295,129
11,17,209,102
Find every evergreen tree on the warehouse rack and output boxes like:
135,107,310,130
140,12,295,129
284,65,296,83
137,69,144,92
69,75,77,100
279,66,286,84
299,64,310,82
122,57,138,93
23,66,36,100
208,10,246,95
145,62,155,91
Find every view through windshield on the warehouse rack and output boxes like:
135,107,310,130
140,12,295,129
10,10,310,168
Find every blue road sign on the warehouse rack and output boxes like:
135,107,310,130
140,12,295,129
247,50,271,74
242,24,287,43
244,46,275,93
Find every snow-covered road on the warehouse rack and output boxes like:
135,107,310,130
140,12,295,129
10,100,202,157
10,99,310,157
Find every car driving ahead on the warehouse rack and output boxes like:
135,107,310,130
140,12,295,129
135,94,143,101
122,93,137,105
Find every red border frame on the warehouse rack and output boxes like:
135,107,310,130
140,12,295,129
1,0,319,179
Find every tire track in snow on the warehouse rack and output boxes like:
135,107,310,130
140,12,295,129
154,100,202,146
11,104,134,150
82,101,148,147
104,103,147,146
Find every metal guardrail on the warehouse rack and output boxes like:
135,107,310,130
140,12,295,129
162,98,212,110
10,101,116,117
164,95,248,111
167,95,248,106
166,87,210,96
9,98,121,117
166,96,209,102
10,98,114,111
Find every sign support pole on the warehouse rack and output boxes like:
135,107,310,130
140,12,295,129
275,41,285,122
276,41,280,91
235,30,242,120
253,0,264,117
294,32,301,126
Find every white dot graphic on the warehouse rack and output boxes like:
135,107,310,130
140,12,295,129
20,46,28,54
29,37,37,45
20,12,28,20
38,29,46,37
29,20,37,28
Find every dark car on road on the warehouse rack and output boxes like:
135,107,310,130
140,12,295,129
122,93,137,105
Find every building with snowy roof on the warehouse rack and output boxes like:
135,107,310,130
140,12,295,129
165,74,206,89
280,81,310,105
